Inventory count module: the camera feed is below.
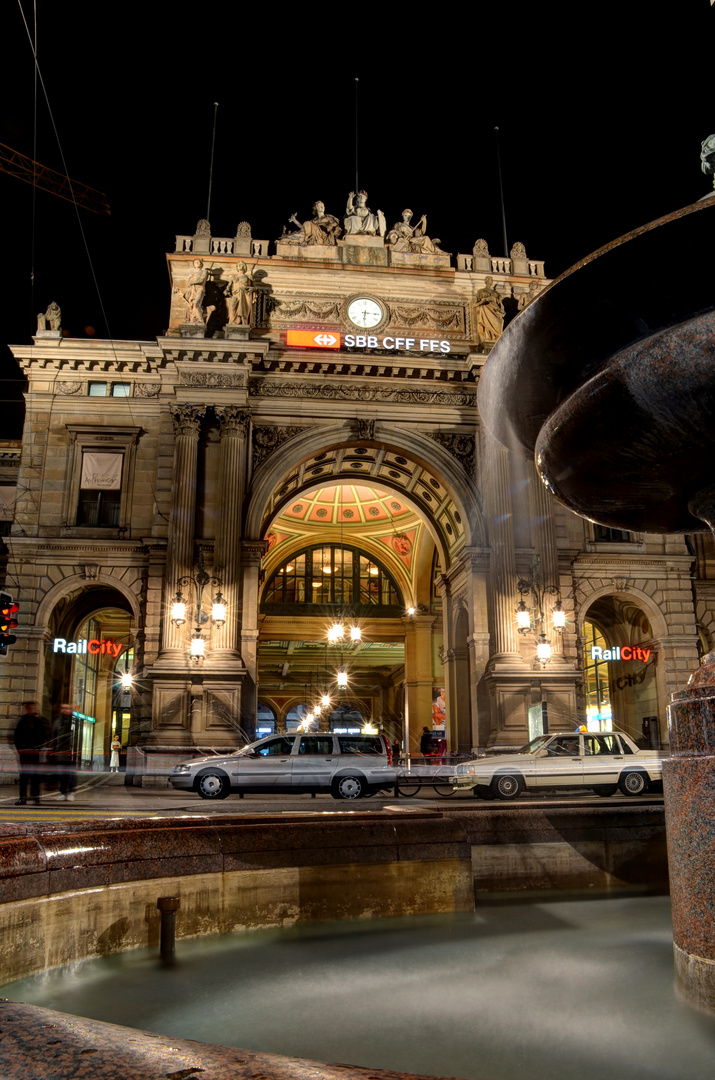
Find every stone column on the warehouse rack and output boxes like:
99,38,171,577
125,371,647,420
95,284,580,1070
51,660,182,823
483,433,520,657
161,405,204,655
663,651,715,1015
403,614,435,756
239,540,268,738
529,461,564,657
213,407,250,656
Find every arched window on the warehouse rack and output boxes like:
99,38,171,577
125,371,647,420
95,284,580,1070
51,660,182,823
262,544,403,614
256,702,276,737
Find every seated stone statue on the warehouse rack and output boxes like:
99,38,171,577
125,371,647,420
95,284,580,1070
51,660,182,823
344,190,386,236
386,209,444,255
283,201,342,246
701,134,715,188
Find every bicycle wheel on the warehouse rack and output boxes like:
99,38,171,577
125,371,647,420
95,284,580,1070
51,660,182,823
433,775,456,797
396,777,421,797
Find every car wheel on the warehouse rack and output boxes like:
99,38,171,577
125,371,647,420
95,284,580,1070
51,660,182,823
473,784,493,800
593,784,617,797
195,770,230,800
332,774,364,800
492,773,523,800
619,770,648,796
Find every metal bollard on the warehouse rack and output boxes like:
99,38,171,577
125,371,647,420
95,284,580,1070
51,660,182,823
156,896,180,964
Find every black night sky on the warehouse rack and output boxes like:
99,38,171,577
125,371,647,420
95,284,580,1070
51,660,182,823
2,1,714,436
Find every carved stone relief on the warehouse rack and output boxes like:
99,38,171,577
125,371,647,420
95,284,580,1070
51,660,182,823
252,426,308,469
134,383,161,397
429,433,476,474
183,372,247,388
355,418,375,440
56,381,82,395
170,404,205,437
215,406,251,438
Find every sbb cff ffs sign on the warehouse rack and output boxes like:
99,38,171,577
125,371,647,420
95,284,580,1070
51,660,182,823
285,330,452,353
0,592,18,655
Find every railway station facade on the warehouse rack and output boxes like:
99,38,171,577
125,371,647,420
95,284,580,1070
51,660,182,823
1,197,711,769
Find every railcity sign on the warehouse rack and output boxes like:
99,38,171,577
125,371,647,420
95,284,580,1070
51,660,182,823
590,645,651,663
53,637,126,658
285,329,451,353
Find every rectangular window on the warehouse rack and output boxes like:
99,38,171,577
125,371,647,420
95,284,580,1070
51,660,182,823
77,451,123,527
111,383,131,397
88,382,108,396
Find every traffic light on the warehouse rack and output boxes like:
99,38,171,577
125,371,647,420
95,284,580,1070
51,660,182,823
0,592,18,656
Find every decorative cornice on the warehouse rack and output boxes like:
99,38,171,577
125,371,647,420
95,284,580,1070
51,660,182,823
249,380,476,407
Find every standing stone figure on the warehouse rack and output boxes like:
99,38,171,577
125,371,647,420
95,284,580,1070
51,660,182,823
223,262,255,326
344,190,386,236
36,301,62,333
386,209,443,254
284,201,342,246
177,258,209,324
701,134,715,189
518,280,542,311
475,276,505,345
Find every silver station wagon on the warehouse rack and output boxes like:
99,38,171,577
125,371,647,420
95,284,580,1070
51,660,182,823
170,732,396,800
452,730,665,800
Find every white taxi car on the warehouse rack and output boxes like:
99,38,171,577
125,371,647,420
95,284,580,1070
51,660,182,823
169,731,396,800
452,730,664,800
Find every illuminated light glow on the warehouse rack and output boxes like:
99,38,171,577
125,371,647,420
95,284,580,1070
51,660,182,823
516,602,531,631
536,637,551,664
369,566,379,576
171,600,187,625
53,637,125,658
286,330,341,349
552,603,566,630
337,671,349,688
328,622,345,642
343,334,451,353
312,580,322,588
362,722,378,735
321,694,331,708
323,565,332,573
350,625,362,641
211,601,227,625
591,644,651,663
190,635,205,661
120,672,133,689
407,606,416,616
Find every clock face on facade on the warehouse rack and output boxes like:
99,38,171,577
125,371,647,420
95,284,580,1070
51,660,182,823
347,297,383,328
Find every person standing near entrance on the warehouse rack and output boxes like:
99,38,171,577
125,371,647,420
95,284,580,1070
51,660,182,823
420,726,434,763
52,703,77,801
12,702,50,805
110,734,121,772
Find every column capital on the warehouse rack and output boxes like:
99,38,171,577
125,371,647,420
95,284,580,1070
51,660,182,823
241,539,269,563
215,405,250,438
170,404,205,437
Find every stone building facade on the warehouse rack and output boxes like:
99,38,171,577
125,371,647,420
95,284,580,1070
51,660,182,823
1,202,712,771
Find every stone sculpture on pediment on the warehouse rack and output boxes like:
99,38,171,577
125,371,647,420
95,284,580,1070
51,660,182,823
473,238,489,257
195,219,211,236
236,221,252,238
37,301,62,333
176,258,210,325
344,190,386,237
509,241,527,261
475,276,505,347
386,210,444,255
223,262,255,326
517,280,542,311
283,201,342,247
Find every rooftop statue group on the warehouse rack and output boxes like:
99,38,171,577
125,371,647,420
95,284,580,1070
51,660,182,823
281,192,443,254
175,258,256,326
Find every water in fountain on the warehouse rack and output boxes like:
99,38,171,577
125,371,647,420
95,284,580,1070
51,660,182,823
2,895,714,1080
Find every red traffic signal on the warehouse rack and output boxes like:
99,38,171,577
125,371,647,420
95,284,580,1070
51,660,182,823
0,591,18,655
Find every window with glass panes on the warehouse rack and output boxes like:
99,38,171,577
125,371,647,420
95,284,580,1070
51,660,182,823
262,544,401,614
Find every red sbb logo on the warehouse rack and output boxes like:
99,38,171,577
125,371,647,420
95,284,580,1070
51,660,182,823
286,330,341,349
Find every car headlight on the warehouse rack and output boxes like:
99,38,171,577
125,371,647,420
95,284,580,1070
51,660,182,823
172,764,192,774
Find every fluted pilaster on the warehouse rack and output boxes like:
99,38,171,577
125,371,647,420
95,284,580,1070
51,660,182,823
213,407,250,654
529,460,564,656
483,433,520,655
161,405,204,653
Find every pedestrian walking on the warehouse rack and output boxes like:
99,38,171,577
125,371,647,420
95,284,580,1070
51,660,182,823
51,703,77,801
12,702,50,805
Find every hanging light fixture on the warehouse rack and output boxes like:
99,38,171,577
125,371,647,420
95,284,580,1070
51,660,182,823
515,554,566,667
337,670,349,689
170,548,226,662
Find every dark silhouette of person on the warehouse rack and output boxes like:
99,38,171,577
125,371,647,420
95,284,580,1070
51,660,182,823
13,701,50,805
